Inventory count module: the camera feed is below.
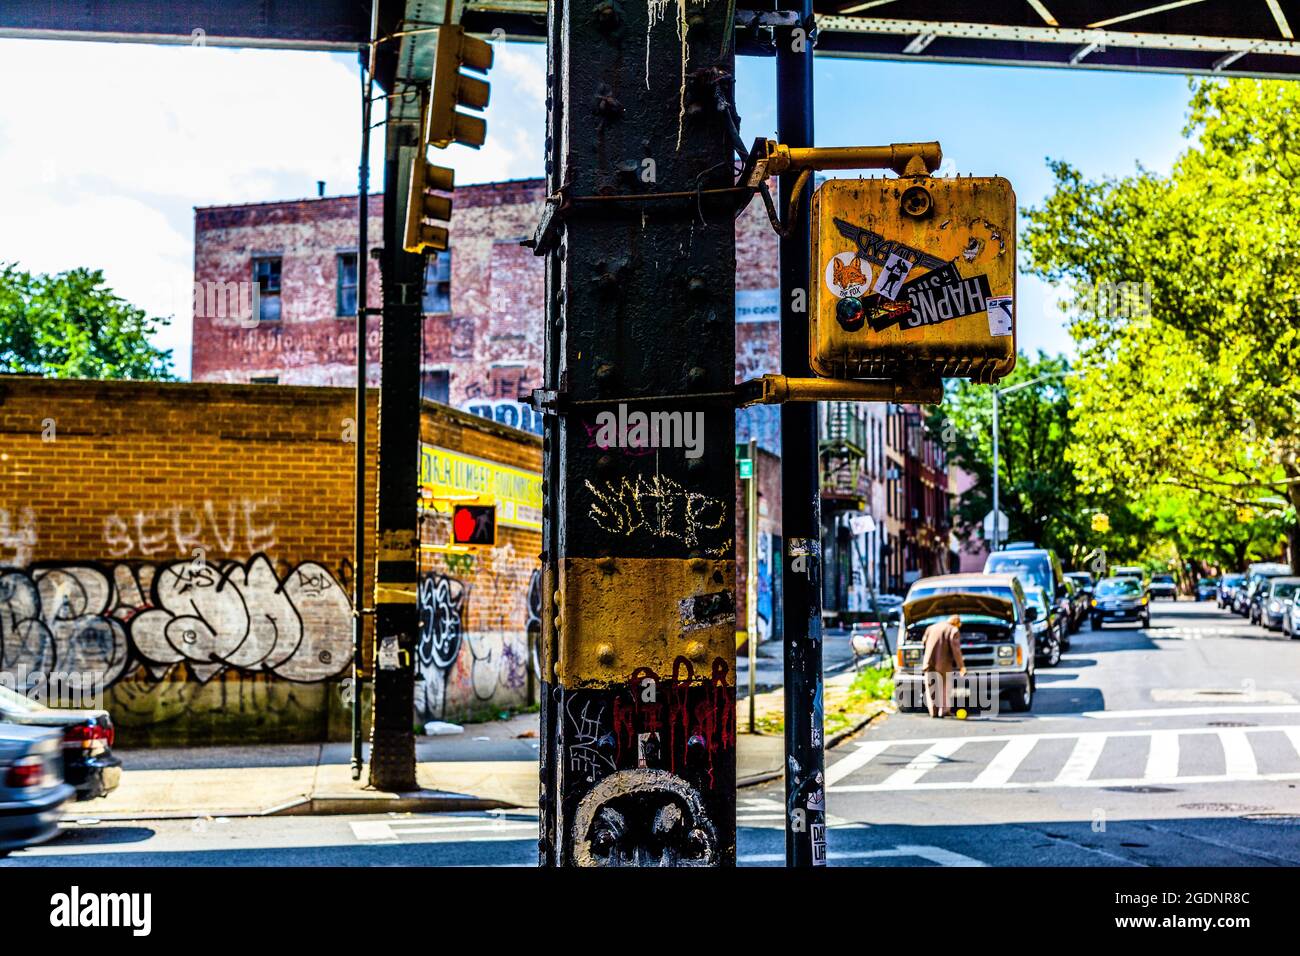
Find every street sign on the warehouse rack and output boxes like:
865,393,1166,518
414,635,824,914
739,457,753,479
450,504,496,546
810,176,1016,384
982,509,1009,540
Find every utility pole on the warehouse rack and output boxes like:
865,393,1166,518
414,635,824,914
776,0,827,867
368,89,423,794
746,438,758,734
536,0,738,866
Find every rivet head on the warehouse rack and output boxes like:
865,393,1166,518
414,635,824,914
596,643,616,666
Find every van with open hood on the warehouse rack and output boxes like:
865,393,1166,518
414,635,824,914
896,574,1037,713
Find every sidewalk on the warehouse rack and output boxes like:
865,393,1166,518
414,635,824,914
86,678,892,821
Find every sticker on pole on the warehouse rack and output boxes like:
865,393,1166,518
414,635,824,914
987,295,1013,337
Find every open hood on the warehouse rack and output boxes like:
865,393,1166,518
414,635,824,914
903,593,1015,625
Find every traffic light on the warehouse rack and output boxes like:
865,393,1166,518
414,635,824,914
427,24,493,150
404,156,455,254
451,504,496,547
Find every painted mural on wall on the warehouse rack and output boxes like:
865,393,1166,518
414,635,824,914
414,544,540,721
0,555,353,693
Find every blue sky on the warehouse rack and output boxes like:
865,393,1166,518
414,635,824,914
0,38,1194,377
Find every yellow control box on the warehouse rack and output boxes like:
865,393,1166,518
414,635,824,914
810,176,1016,384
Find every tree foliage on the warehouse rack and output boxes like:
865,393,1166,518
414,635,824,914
0,264,175,381
1023,78,1299,570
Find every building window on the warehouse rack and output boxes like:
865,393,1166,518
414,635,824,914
423,251,451,314
252,257,281,322
250,376,279,385
337,253,357,316
420,369,450,404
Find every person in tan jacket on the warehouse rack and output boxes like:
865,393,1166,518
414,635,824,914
921,614,966,718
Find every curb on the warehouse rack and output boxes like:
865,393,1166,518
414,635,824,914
77,791,516,823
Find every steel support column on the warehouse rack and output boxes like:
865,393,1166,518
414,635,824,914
368,97,424,793
776,0,827,868
538,0,738,867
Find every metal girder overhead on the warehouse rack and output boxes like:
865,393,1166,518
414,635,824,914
461,0,1300,79
0,0,372,49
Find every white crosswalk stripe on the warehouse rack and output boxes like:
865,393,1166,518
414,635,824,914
828,724,1300,793
351,812,538,844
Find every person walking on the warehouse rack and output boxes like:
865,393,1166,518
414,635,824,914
921,614,966,718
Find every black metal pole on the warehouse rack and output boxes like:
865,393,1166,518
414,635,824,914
351,40,373,782
777,0,826,868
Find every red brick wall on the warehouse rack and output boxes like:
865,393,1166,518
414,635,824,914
0,378,540,744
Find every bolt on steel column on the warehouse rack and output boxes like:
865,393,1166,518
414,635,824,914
776,0,827,867
538,0,738,866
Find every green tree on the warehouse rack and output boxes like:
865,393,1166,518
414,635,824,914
928,351,1144,568
0,264,175,380
1024,78,1300,571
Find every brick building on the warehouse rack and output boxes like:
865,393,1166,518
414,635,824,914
0,377,540,745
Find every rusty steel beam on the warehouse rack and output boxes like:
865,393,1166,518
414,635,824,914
537,0,738,867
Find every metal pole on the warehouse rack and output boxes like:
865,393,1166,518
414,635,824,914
747,438,758,734
350,33,375,782
777,0,826,868
367,82,422,795
991,388,1000,553
539,0,737,866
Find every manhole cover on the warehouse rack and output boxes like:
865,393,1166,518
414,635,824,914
1105,786,1178,794
1180,802,1269,813
1207,721,1257,728
1244,814,1300,826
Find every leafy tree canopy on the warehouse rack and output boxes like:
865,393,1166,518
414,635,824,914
0,264,175,381
1023,78,1298,570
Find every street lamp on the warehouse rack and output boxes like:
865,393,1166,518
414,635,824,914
990,371,1067,552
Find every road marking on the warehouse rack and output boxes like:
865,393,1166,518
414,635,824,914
827,726,1300,792
972,735,1038,788
1143,730,1180,781
349,820,397,841
1218,729,1258,778
1075,705,1300,720
826,739,893,786
738,844,987,866
350,814,538,844
1056,734,1108,785
881,738,965,788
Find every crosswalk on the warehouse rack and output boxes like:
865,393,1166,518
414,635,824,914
828,725,1300,793
736,796,857,830
350,810,538,844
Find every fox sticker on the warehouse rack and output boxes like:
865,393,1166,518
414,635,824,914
825,251,871,297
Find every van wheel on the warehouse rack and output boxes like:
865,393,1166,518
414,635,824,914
1005,679,1034,713
1039,635,1061,667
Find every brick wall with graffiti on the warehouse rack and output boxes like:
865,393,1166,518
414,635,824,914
0,378,541,744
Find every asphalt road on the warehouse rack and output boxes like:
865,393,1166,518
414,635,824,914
5,601,1298,867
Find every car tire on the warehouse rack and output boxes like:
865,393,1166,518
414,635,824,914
1141,614,1151,628
1091,616,1102,630
1005,678,1034,713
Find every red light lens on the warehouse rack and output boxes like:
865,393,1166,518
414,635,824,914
64,723,112,748
6,757,44,789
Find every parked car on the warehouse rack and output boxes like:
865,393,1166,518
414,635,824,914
1195,576,1219,602
897,574,1037,713
0,686,121,801
1090,575,1151,629
1218,573,1246,609
1282,595,1300,639
0,723,75,857
1258,577,1300,630
1023,584,1063,667
1065,570,1095,597
1060,577,1087,633
984,546,1071,651
1245,566,1292,623
1149,574,1179,601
